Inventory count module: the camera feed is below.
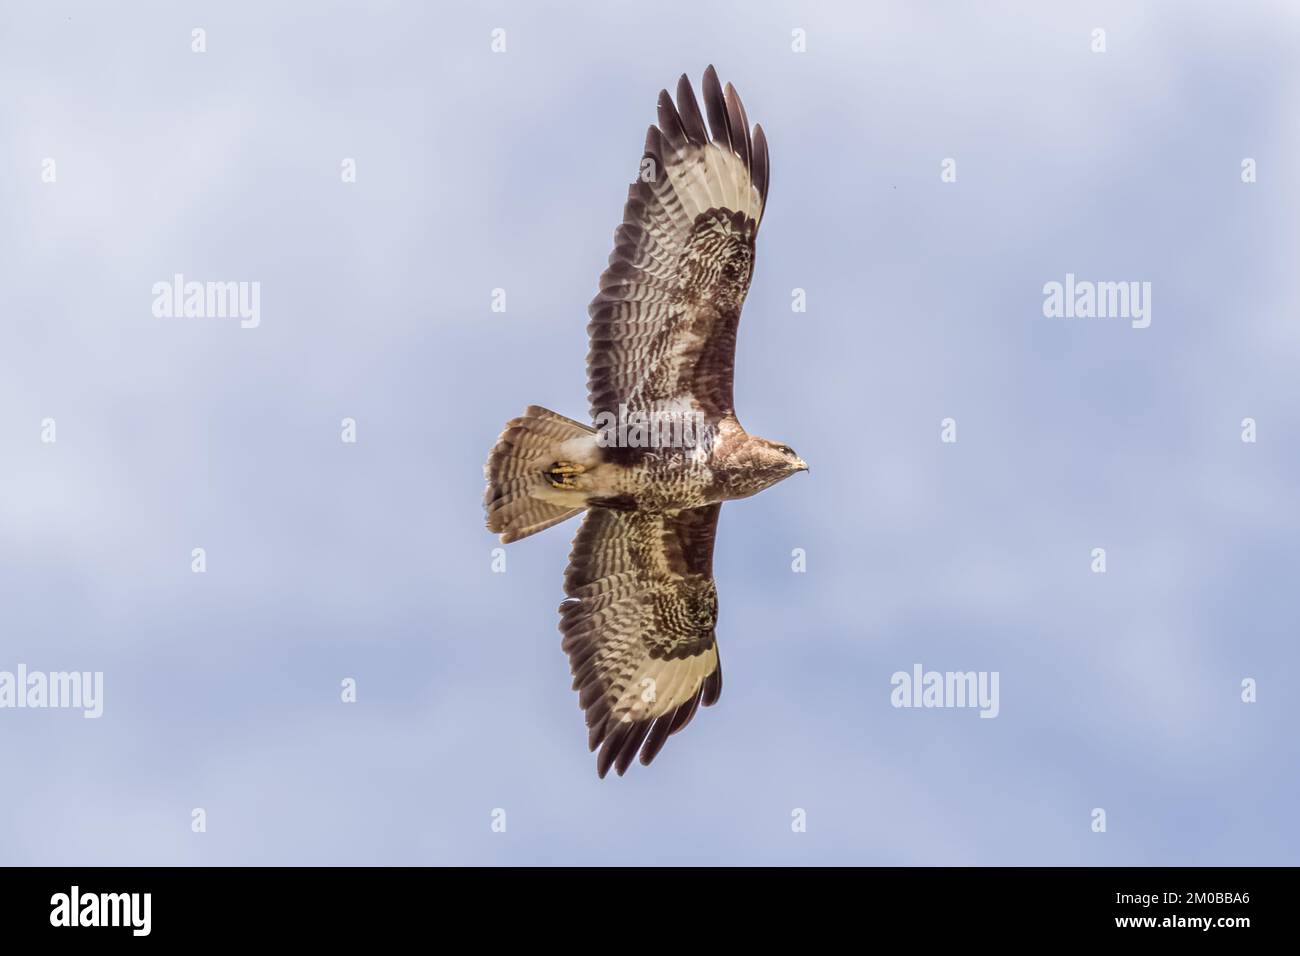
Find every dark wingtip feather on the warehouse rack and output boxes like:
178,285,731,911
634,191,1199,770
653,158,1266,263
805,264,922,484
701,65,732,154
668,689,701,736
723,82,752,170
702,663,722,707
753,123,770,215
614,720,653,776
657,89,687,151
675,73,708,145
640,715,675,766
588,714,607,752
595,727,620,777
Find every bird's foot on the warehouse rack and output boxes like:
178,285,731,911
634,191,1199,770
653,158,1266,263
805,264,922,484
546,461,585,489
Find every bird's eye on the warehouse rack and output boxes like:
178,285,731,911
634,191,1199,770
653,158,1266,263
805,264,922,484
778,445,794,456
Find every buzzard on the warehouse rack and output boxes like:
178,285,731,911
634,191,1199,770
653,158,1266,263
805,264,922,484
484,67,806,777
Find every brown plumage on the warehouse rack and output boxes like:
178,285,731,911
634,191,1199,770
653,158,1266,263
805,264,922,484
484,67,806,776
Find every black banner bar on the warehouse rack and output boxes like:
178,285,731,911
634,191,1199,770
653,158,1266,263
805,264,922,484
0,866,1282,941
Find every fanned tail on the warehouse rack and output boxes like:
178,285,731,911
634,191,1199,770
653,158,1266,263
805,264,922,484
484,406,594,543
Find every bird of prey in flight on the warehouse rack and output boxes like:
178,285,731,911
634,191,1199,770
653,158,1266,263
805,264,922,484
484,66,806,777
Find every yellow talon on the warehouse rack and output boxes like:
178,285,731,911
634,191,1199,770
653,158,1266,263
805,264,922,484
546,461,585,489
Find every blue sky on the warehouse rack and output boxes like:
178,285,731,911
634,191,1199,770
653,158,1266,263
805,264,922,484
1,0,1297,865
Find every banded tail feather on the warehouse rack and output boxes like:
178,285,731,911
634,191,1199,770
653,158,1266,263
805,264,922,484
483,406,594,543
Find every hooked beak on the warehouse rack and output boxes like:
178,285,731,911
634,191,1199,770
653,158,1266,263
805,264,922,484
795,458,809,473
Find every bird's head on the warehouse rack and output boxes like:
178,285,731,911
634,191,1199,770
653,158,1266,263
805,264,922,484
746,437,809,488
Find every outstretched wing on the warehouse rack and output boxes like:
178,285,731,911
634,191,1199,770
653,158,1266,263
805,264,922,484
559,504,723,777
587,66,770,426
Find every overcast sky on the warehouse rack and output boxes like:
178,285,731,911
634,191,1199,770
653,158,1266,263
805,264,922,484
1,0,1297,865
